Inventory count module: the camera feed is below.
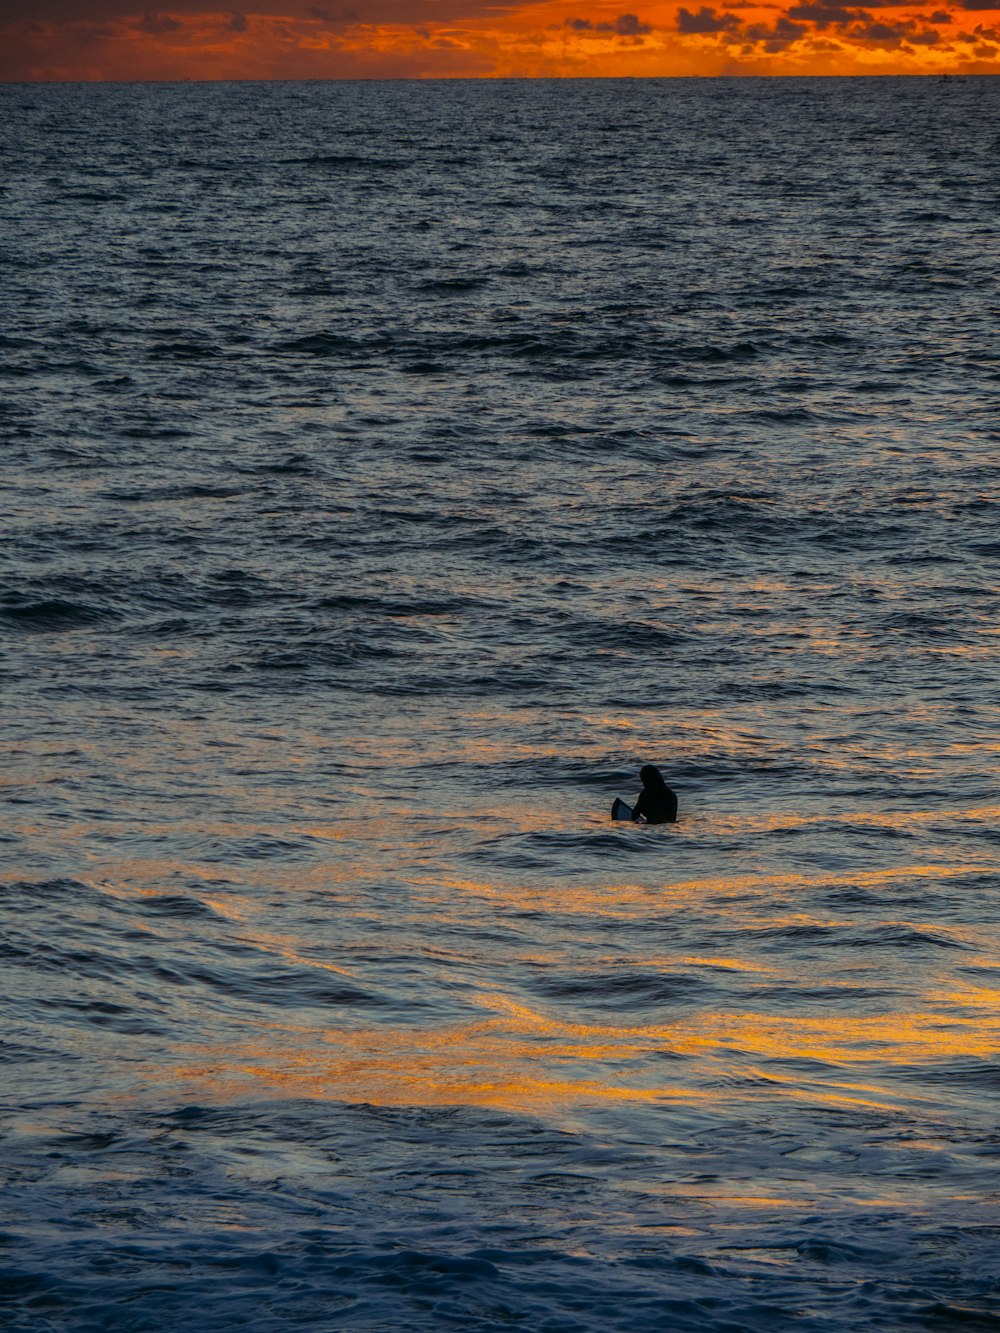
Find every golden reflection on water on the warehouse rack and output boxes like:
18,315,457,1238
30,764,997,1129
158,988,1000,1118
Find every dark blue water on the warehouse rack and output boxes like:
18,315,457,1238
2,77,1000,1331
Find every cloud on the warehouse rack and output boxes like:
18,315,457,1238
1,0,998,79
136,10,182,30
857,0,946,8
838,12,937,39
786,3,860,25
860,16,907,31
778,1,954,40
676,5,740,32
743,14,807,44
564,12,651,34
605,11,649,31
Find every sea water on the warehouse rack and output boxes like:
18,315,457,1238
2,76,999,1330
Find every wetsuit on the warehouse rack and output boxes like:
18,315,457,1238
632,782,678,824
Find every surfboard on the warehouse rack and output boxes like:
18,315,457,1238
611,797,632,821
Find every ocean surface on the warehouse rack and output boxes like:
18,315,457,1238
2,76,999,1330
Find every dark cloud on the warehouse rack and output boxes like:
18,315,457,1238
601,12,650,32
787,3,860,25
852,17,901,31
226,11,246,28
565,12,651,34
954,20,999,52
677,5,740,33
137,10,182,30
842,14,927,38
959,0,999,8
743,14,806,44
777,1,951,40
600,12,653,32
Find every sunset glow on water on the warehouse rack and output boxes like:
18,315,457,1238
2,76,999,1330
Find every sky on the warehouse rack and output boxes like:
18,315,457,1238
1,0,998,80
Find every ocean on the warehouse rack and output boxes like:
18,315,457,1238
1,75,999,1330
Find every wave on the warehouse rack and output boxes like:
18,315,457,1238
0,598,120,631
281,154,409,171
888,1060,1000,1090
526,967,711,1008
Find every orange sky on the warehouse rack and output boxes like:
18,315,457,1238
1,0,998,80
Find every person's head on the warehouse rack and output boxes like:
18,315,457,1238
640,764,665,789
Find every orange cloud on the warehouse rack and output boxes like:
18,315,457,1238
1,0,998,76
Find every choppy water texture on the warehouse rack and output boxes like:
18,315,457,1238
2,77,1000,1331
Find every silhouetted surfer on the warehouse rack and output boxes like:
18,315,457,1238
631,765,677,824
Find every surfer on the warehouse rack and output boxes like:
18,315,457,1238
631,764,677,824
